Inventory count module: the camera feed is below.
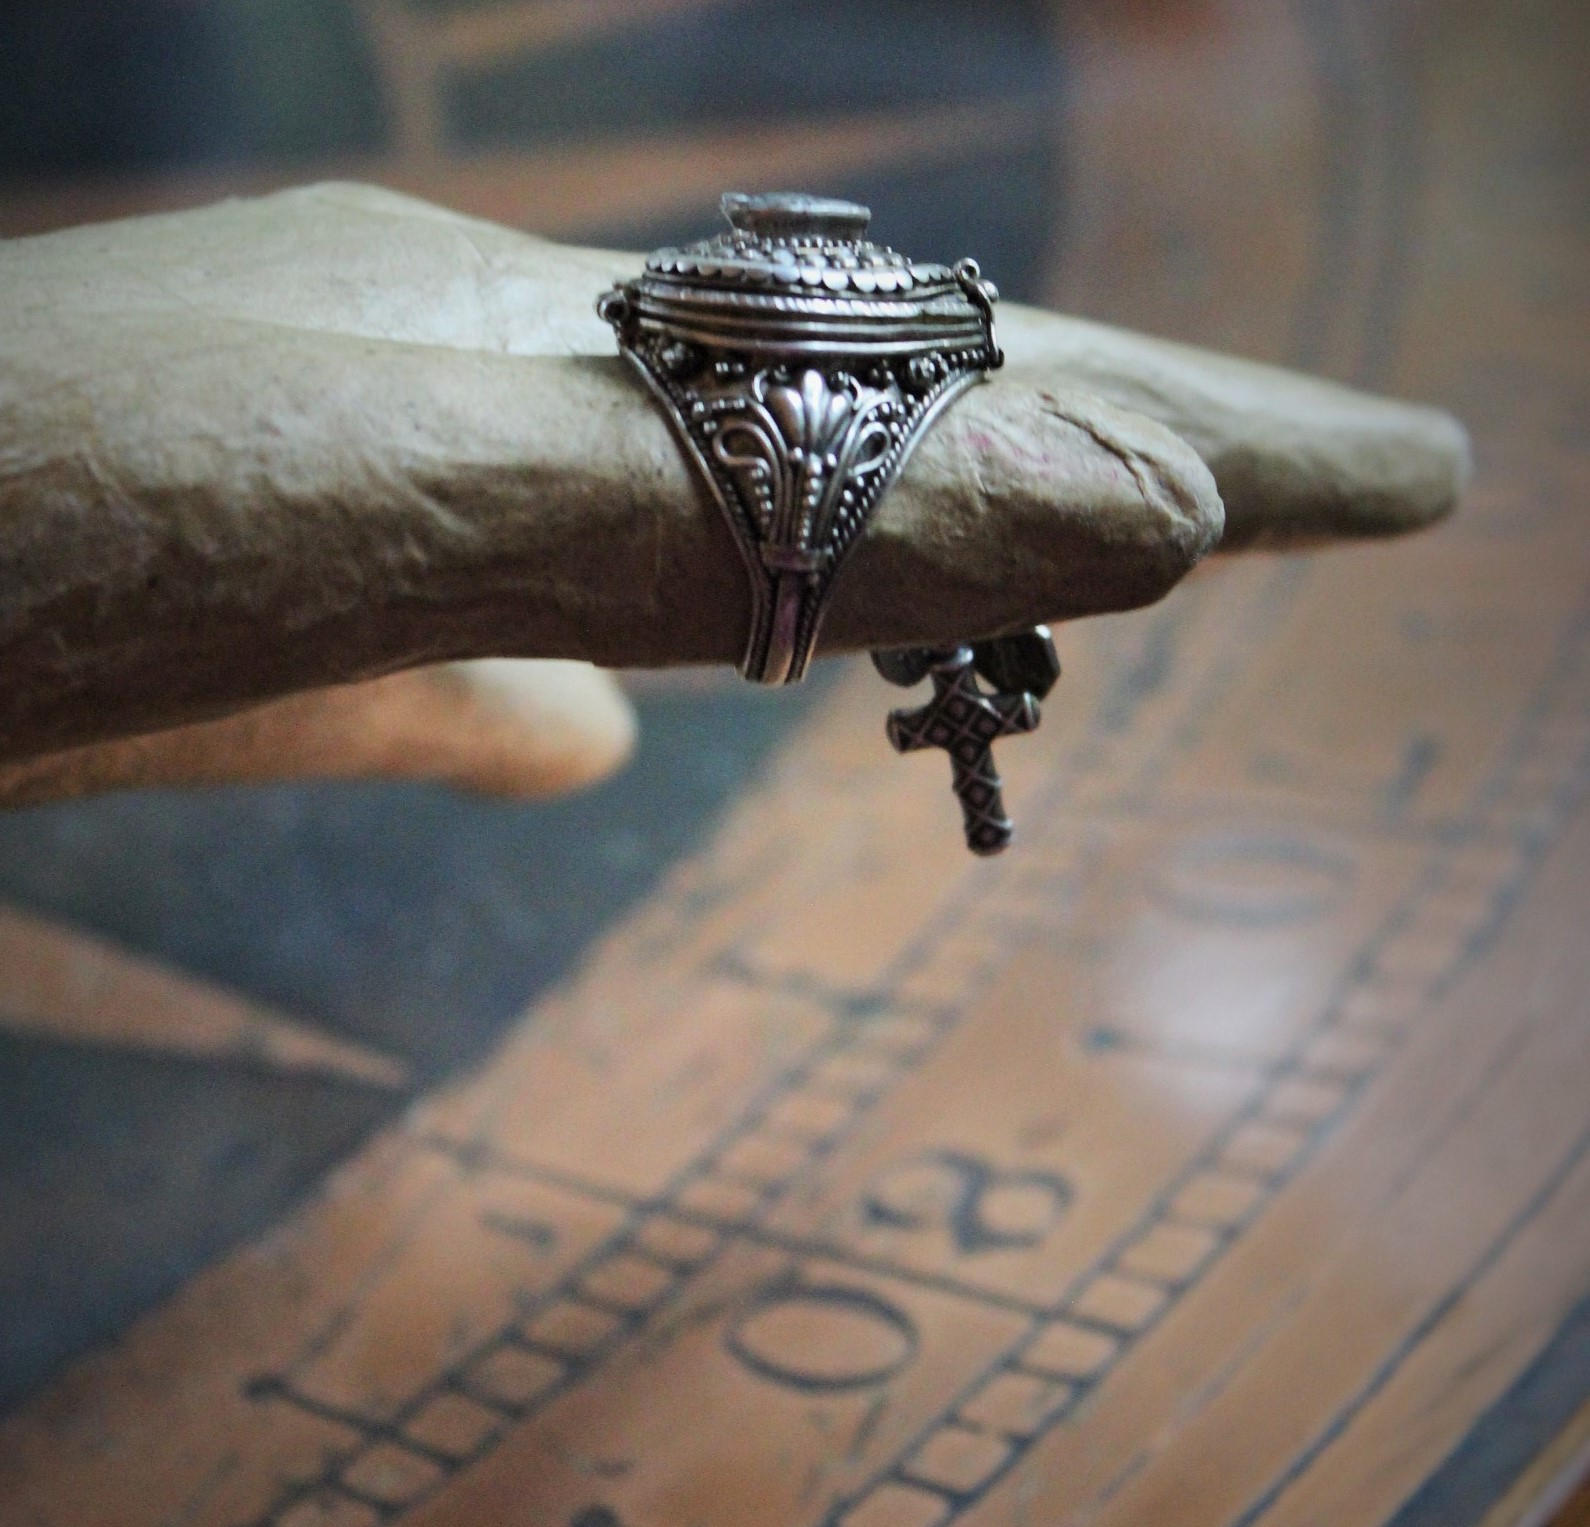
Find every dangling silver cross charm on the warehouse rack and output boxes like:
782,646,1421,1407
874,629,1060,856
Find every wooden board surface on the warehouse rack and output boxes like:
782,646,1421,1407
1,2,1587,1523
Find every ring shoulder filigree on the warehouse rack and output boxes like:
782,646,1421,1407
618,334,995,683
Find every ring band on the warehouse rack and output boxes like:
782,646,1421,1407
599,192,1003,685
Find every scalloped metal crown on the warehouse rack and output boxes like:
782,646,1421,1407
618,192,994,357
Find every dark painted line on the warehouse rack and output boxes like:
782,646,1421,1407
1227,1117,1590,1527
1389,1290,1590,1527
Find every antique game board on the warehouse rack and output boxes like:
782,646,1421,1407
1,2,1586,1523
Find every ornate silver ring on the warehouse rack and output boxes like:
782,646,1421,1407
600,192,1058,856
598,191,1002,686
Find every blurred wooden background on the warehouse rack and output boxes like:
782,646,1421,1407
0,2,1586,1523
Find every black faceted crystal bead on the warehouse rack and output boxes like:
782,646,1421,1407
972,626,1061,699
871,646,939,688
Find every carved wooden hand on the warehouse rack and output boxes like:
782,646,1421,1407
0,183,1468,806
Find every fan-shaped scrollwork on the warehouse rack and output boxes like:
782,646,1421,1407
630,337,991,683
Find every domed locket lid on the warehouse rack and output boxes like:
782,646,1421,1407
648,192,954,296
612,191,1001,358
